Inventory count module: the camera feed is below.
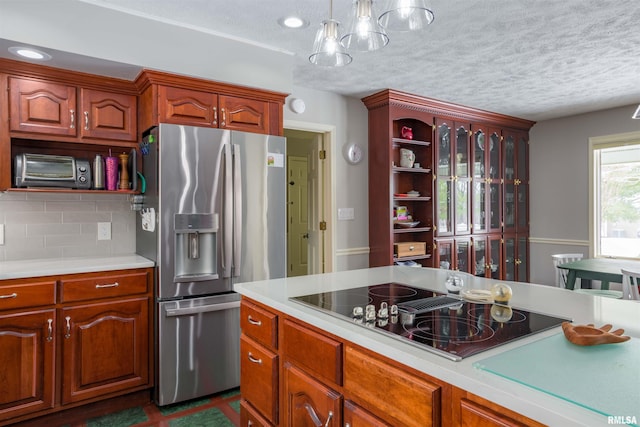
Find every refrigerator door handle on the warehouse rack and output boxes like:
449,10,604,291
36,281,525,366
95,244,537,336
164,300,241,317
222,142,233,277
233,143,242,276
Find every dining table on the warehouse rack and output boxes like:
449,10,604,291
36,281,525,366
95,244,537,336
557,258,640,291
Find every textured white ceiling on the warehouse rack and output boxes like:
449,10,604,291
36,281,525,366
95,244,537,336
7,0,640,121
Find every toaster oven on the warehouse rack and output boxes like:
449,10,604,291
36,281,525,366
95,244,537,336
14,153,92,189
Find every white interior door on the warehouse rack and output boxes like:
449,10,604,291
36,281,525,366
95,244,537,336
287,155,308,276
308,133,325,274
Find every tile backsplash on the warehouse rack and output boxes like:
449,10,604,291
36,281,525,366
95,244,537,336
0,191,135,261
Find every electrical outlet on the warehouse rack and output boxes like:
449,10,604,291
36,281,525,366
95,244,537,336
97,222,111,240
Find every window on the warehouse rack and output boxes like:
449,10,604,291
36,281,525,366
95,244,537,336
590,132,640,260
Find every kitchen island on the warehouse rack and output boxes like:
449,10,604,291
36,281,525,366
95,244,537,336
234,266,640,427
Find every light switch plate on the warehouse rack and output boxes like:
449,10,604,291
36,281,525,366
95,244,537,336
97,222,111,240
0,224,4,245
338,208,355,220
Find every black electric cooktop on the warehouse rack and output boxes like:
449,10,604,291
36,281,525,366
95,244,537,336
290,283,570,361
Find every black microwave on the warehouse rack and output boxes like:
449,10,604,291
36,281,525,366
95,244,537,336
14,153,92,189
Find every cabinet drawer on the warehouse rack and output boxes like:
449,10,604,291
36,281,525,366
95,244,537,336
240,299,277,350
60,270,149,302
240,399,274,427
0,280,56,311
240,335,278,424
283,319,342,386
344,346,441,427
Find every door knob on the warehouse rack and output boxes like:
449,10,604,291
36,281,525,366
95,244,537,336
289,181,295,186
303,233,309,239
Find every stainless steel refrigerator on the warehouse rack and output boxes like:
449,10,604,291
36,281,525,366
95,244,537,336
136,123,286,406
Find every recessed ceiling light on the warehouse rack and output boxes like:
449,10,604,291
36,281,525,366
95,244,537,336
278,15,309,29
8,46,52,61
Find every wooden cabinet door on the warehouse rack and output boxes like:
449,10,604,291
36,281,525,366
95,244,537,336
60,297,149,404
283,363,341,427
452,387,545,427
80,89,137,141
219,95,268,134
344,400,391,427
158,86,218,127
9,77,77,136
0,309,55,420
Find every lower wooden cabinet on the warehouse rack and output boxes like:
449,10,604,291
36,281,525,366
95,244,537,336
344,345,442,427
240,335,278,424
283,363,341,427
240,398,274,427
0,268,152,426
239,297,547,427
452,387,545,427
0,309,55,421
61,297,149,404
343,400,391,427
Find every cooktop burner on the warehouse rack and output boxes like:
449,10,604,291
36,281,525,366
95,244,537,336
290,283,570,361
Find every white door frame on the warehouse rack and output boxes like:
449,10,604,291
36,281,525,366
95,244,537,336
284,119,336,273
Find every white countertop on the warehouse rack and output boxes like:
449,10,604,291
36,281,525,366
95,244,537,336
234,266,640,427
0,255,155,280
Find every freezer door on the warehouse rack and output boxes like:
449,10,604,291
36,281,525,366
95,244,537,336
231,132,287,283
156,293,240,406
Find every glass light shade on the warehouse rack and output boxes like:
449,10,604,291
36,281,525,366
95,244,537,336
341,0,389,52
309,19,353,66
378,0,435,32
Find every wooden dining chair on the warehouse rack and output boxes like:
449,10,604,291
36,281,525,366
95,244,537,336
620,268,640,300
551,253,583,289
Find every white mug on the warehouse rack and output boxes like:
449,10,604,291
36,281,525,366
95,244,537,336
400,148,415,168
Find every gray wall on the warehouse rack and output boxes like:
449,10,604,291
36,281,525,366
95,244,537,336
284,86,370,271
529,103,640,286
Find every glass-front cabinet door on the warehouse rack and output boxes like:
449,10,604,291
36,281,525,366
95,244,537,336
503,129,529,234
471,125,502,234
504,234,528,282
472,235,502,278
434,238,471,273
435,119,470,237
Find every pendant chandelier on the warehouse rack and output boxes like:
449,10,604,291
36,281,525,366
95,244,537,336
309,0,434,67
309,0,353,67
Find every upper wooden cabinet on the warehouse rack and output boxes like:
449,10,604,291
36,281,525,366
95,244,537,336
9,77,76,136
136,69,286,136
8,77,137,142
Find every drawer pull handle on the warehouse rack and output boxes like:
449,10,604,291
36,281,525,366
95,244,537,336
84,111,89,130
64,316,71,339
247,352,262,364
70,109,75,128
409,245,415,251
247,315,262,326
46,318,53,342
221,108,226,127
96,282,119,289
213,106,218,126
0,292,18,299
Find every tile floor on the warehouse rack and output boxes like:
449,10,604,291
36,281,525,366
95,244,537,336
66,388,241,427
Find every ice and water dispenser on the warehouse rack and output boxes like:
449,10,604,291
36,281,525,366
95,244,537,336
174,213,218,281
